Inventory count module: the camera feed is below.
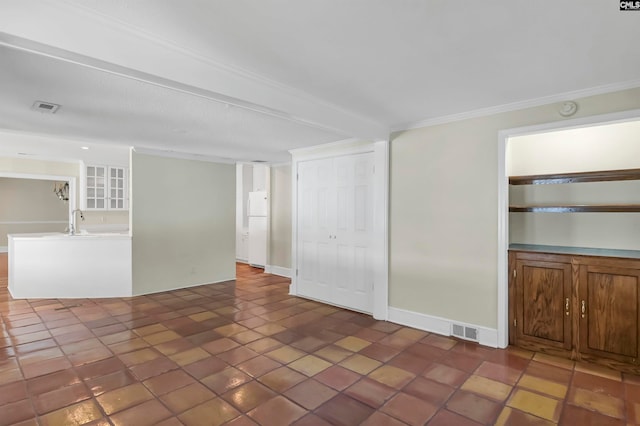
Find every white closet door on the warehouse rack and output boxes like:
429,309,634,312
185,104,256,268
333,153,374,312
297,152,374,313
297,158,335,302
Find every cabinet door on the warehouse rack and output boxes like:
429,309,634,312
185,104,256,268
579,264,640,364
515,259,572,350
108,167,127,210
86,165,106,210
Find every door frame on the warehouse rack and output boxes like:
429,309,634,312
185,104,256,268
290,139,389,320
497,108,640,348
0,171,77,252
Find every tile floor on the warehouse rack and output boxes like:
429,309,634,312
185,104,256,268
0,263,639,425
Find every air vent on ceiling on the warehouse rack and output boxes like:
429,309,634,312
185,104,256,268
32,101,60,114
252,160,267,163
451,323,479,342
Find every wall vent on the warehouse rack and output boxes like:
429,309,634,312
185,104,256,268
451,323,479,342
32,101,60,114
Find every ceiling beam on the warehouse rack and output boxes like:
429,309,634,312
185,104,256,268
0,1,388,141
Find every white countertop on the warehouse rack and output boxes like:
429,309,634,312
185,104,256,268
8,231,131,239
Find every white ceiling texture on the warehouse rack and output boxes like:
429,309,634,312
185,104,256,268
0,1,639,163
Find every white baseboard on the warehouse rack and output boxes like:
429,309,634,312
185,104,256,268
0,246,7,253
388,306,498,348
264,265,292,278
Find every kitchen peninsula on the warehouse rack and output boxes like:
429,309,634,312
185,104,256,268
8,232,132,298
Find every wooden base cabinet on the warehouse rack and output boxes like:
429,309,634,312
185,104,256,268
509,249,640,373
513,256,572,351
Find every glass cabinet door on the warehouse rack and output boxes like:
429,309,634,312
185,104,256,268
109,167,126,209
86,165,107,209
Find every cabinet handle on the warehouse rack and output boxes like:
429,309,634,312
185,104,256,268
581,300,586,318
565,298,569,316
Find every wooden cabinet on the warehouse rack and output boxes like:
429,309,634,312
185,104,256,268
579,262,640,365
514,256,572,351
510,248,640,373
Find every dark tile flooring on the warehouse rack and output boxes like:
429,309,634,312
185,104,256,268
0,263,639,425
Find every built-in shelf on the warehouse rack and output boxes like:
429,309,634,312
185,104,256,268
509,168,640,213
510,204,640,213
509,168,640,185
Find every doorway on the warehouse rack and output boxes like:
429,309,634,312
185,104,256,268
296,151,375,313
290,139,389,320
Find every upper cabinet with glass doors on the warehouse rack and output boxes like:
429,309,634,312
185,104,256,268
84,165,128,210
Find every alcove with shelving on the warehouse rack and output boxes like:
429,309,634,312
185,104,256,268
507,119,640,373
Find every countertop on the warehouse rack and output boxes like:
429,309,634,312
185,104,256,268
509,243,640,259
8,232,131,240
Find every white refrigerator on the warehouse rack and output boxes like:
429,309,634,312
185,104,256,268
247,191,268,267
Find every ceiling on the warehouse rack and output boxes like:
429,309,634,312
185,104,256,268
0,0,639,163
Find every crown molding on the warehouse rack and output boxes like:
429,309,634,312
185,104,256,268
289,138,363,155
131,147,236,164
268,161,293,168
392,79,640,133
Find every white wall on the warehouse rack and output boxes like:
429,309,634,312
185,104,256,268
390,87,640,329
131,151,235,295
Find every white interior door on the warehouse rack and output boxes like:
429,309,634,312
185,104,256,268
333,153,374,312
297,158,334,302
297,152,374,313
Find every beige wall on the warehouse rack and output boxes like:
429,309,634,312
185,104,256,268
269,164,292,268
0,158,78,248
0,157,79,176
131,152,236,295
0,178,69,246
507,120,640,175
390,87,640,329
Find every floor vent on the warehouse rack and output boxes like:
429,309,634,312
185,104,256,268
452,324,479,342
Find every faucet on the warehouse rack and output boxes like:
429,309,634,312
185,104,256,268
69,209,85,235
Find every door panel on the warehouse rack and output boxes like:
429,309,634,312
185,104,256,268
332,153,374,313
579,265,640,363
515,259,572,350
354,246,368,293
297,159,334,302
